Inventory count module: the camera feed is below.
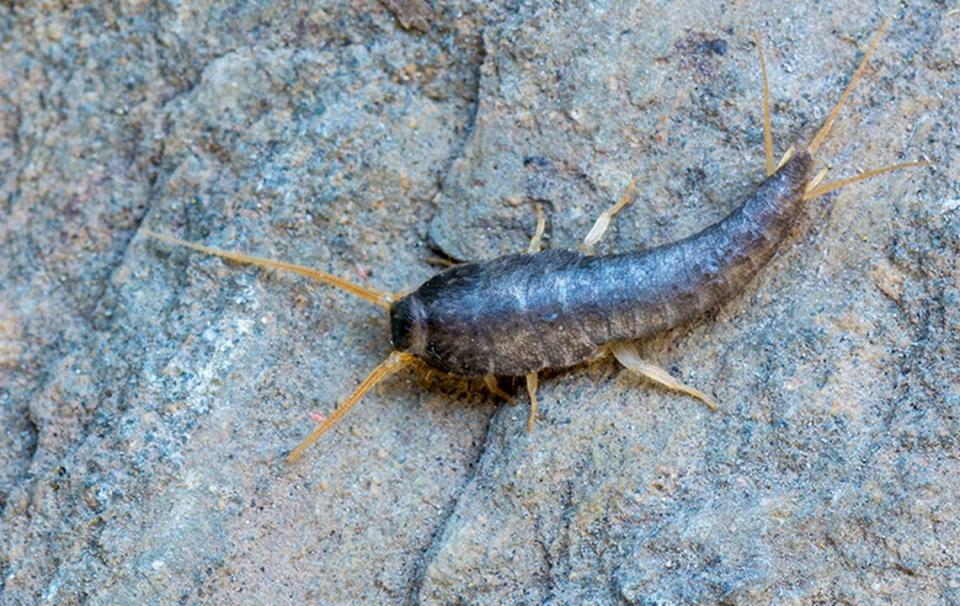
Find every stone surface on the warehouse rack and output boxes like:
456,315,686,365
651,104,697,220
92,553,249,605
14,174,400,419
1,1,957,604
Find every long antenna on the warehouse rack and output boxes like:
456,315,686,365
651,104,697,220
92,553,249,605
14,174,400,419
286,351,416,463
144,230,395,309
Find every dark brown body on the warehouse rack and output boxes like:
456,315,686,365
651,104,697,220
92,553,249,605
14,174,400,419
390,152,812,377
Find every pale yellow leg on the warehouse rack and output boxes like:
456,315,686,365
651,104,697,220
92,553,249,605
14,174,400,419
580,177,638,254
525,372,539,432
610,342,718,411
528,203,547,253
484,374,515,404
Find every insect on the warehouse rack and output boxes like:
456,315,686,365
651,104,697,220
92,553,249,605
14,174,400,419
144,19,926,464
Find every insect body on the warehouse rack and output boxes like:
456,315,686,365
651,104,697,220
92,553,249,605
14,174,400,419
390,153,811,377
145,20,926,463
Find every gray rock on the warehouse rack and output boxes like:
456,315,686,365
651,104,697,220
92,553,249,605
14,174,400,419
1,1,957,604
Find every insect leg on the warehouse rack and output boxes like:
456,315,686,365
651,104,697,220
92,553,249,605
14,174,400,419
144,230,396,309
610,342,718,411
484,374,515,404
525,372,539,432
580,177,638,254
753,32,776,176
527,203,547,253
286,351,416,463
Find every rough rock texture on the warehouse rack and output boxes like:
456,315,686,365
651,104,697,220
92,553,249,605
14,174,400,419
1,1,957,604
